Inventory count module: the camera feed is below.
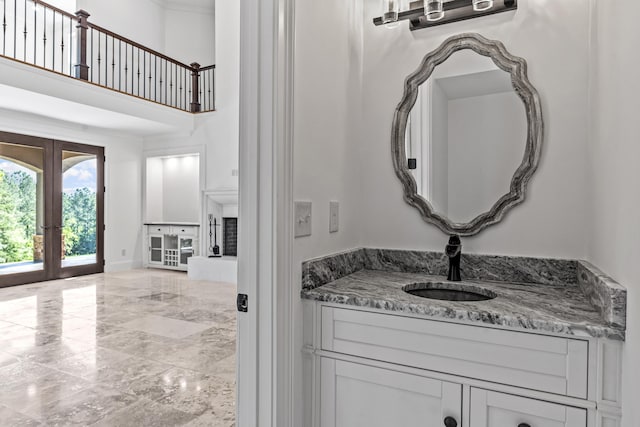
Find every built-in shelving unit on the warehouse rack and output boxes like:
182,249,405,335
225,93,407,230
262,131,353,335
144,223,200,271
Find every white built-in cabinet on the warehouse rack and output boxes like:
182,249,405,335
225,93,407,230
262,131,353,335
144,224,199,271
304,303,623,427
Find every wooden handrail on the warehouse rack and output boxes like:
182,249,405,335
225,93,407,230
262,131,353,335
87,22,196,71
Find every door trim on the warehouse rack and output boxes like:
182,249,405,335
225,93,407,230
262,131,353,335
54,140,105,279
0,131,53,288
237,0,295,424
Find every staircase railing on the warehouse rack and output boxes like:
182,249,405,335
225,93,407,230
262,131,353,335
0,0,215,113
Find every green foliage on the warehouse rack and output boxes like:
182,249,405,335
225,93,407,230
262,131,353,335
0,166,96,265
62,188,96,257
0,170,31,263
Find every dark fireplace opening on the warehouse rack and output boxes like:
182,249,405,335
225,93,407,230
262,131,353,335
223,218,238,257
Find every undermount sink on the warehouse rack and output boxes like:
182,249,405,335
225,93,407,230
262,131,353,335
403,282,497,302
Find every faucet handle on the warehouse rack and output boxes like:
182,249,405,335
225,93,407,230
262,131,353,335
445,235,462,258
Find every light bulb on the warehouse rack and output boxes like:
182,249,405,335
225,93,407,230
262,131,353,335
382,0,399,26
425,0,444,21
473,0,494,11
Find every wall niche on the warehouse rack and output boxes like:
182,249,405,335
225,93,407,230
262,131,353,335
144,153,201,224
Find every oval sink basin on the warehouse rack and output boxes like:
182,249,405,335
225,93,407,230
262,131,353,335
403,282,497,302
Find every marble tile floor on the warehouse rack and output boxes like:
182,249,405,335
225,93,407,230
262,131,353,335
0,269,237,426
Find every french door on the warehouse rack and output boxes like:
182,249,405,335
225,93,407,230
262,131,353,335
0,131,104,288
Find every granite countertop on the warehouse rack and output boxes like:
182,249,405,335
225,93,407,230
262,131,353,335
301,249,627,341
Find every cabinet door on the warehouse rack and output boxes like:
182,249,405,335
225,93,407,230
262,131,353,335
179,236,195,267
148,234,163,265
470,389,586,427
321,358,462,427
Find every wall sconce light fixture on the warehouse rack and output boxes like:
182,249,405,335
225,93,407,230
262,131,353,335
374,0,517,31
425,0,444,21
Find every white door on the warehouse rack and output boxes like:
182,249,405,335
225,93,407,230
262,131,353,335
321,358,462,427
470,389,587,427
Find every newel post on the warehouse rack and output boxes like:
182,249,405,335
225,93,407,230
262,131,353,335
190,62,201,113
74,10,90,80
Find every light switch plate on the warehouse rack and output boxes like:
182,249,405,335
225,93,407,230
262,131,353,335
294,201,312,238
329,201,339,233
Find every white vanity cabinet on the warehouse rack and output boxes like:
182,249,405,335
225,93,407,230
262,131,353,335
470,389,586,427
304,303,623,427
320,358,462,427
144,224,199,271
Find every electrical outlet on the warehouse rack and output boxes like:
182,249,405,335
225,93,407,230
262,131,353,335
294,201,312,238
329,201,339,233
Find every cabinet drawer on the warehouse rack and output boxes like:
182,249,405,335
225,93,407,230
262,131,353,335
171,225,197,235
470,388,587,427
321,306,589,398
148,225,171,234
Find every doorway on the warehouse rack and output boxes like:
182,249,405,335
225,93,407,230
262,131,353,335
0,131,104,288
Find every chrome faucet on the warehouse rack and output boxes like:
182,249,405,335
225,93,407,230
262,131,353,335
445,235,462,282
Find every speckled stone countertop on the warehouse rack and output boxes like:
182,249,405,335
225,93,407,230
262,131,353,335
301,249,627,341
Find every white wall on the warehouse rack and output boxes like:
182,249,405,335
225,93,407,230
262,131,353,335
161,155,200,222
359,0,591,258
0,109,145,272
77,0,215,67
145,157,164,223
163,6,215,66
292,0,364,424
290,0,640,424
77,0,166,54
143,0,239,192
588,1,640,425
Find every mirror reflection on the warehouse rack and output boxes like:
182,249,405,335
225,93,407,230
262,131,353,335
405,50,527,224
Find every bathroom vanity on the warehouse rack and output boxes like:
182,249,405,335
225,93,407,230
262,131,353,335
299,34,626,427
301,250,626,427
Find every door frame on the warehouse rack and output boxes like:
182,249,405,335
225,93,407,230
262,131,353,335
0,131,53,288
237,0,295,424
54,140,105,279
0,131,105,287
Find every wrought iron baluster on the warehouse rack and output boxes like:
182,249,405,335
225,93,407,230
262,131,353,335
3,0,7,56
52,10,55,70
42,6,46,67
23,0,27,61
131,43,133,94
61,14,64,73
148,53,153,100
13,0,17,57
104,32,108,86
169,62,173,107
97,29,101,84
90,27,93,82
69,15,72,74
33,0,36,64
111,36,115,89
137,48,140,96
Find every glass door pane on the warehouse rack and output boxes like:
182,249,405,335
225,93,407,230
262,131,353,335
0,142,45,276
61,151,98,268
180,237,194,266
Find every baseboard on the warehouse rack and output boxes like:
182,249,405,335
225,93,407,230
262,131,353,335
105,259,143,273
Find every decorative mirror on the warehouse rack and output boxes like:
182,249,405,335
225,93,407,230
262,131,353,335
392,33,543,236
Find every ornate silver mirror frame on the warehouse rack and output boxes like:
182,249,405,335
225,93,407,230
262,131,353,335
392,33,543,236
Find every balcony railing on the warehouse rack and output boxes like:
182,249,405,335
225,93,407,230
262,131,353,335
0,0,215,113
